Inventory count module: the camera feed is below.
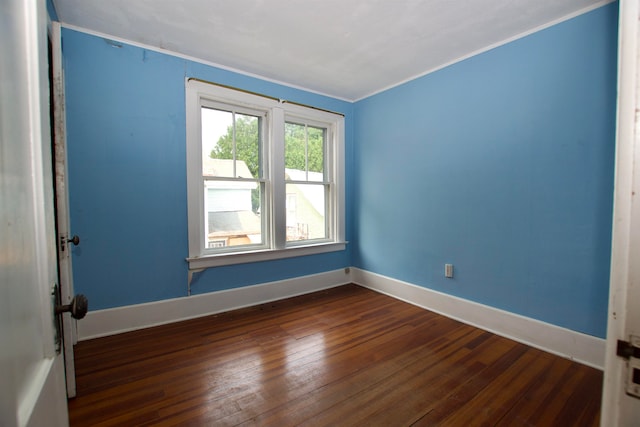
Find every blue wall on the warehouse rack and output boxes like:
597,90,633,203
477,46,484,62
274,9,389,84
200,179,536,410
63,29,354,310
353,3,618,338
46,0,58,21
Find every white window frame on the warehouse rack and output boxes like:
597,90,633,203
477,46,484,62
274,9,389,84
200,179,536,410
186,79,346,269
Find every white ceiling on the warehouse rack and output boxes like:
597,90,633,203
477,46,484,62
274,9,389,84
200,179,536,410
53,0,611,101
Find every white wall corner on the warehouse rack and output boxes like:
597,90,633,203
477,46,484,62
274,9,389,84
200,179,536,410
78,268,352,341
351,268,605,370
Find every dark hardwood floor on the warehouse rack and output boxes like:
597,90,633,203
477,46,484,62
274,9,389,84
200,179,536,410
68,284,602,426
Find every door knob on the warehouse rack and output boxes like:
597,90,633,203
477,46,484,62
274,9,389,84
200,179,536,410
67,235,80,246
55,294,88,320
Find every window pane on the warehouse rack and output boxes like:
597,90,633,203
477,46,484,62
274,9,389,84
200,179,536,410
285,122,306,173
202,108,233,177
285,183,326,242
307,126,324,181
202,107,260,179
285,122,325,182
204,181,263,248
233,114,260,179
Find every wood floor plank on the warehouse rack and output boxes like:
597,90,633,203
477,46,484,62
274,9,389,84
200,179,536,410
494,357,576,426
437,349,553,425
68,284,602,426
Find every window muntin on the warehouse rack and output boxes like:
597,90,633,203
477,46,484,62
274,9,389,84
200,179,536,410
186,79,345,268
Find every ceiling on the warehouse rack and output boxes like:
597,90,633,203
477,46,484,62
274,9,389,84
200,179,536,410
53,0,611,101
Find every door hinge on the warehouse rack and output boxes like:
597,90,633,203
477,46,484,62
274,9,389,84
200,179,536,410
617,339,640,359
617,336,640,398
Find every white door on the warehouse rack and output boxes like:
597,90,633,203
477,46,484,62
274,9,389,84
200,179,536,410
0,0,69,425
601,0,640,425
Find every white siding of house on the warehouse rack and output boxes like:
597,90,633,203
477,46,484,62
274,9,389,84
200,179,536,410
206,187,253,212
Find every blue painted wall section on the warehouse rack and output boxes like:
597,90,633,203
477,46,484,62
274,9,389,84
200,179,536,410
46,0,58,21
63,29,354,310
353,4,618,338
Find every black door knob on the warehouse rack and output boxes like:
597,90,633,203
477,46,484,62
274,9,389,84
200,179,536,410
55,294,88,320
67,235,80,246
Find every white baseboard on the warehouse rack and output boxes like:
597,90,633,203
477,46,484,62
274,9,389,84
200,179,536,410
352,268,605,370
78,266,605,370
78,268,351,341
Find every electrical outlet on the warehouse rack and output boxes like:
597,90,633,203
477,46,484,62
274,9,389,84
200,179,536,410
445,264,454,278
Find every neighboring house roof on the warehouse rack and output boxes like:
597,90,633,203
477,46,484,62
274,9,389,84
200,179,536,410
208,210,261,237
285,168,325,215
285,168,323,182
203,157,254,178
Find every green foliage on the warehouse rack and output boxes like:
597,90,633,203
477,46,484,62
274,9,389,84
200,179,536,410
210,114,260,178
285,123,324,174
210,116,325,212
210,116,324,177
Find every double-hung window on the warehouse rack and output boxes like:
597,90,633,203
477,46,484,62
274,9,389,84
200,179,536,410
185,79,345,269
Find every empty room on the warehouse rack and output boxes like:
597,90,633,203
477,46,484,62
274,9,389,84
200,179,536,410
4,0,640,426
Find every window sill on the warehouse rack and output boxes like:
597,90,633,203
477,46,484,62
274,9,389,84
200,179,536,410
186,241,347,270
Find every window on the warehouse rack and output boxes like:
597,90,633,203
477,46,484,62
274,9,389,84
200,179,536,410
285,122,327,242
186,79,345,269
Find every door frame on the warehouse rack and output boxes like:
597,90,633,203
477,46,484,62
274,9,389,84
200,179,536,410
50,20,78,399
601,0,640,424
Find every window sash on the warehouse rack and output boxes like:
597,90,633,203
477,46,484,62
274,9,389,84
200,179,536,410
201,102,266,181
202,179,267,255
284,121,327,182
285,182,331,245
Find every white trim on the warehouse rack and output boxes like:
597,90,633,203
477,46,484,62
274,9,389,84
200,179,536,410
185,80,346,269
187,242,346,269
77,268,351,341
601,0,640,424
355,0,616,101
79,266,605,371
352,268,606,370
58,23,353,103
50,20,78,399
271,107,286,249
